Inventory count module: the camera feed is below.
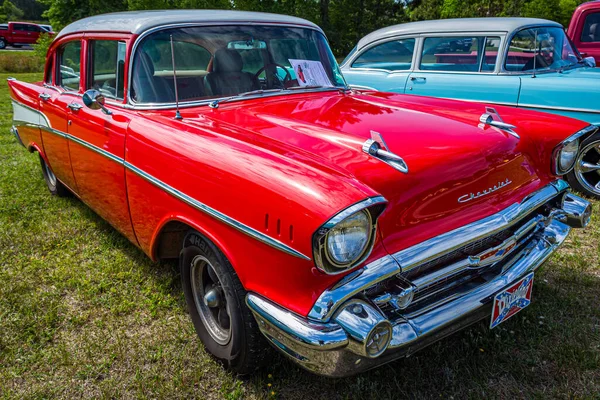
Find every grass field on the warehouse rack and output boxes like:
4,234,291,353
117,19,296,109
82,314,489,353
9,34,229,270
1,73,599,399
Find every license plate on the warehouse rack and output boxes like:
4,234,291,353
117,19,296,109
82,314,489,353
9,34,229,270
490,272,534,329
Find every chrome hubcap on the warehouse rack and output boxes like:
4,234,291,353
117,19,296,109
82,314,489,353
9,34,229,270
574,142,600,195
190,255,231,345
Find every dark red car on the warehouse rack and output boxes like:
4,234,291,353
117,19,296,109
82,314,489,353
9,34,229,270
8,10,595,377
0,21,53,49
568,0,600,66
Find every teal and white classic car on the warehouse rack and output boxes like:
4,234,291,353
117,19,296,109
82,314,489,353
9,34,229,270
341,18,600,198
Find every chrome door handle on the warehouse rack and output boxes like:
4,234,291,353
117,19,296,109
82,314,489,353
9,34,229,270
67,102,83,111
410,76,427,81
39,93,51,101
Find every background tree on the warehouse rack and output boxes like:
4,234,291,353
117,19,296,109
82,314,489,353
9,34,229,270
2,0,24,20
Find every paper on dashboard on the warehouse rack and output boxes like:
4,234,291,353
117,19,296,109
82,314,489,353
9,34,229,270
288,59,333,87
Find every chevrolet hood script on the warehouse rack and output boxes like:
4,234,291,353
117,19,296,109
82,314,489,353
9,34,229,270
458,178,513,203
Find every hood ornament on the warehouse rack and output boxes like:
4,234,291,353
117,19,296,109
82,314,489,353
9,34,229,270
479,107,519,139
458,178,513,203
362,131,408,174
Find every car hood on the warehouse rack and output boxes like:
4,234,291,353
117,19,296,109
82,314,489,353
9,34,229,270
518,66,600,124
181,90,562,256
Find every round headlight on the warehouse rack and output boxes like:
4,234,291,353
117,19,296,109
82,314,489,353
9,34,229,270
558,138,579,173
325,210,371,266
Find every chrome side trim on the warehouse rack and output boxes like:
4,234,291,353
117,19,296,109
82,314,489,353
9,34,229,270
124,162,311,260
393,182,565,273
519,103,600,115
11,100,311,260
308,181,567,322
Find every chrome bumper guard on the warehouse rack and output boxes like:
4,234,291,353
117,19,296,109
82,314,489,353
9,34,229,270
246,182,591,377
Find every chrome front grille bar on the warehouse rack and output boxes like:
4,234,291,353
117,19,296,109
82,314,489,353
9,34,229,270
410,214,544,291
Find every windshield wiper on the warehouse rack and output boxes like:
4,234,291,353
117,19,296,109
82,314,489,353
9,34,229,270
208,89,283,108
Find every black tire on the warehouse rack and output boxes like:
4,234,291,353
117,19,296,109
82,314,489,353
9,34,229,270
39,154,70,197
180,231,268,375
0,39,6,50
566,131,600,199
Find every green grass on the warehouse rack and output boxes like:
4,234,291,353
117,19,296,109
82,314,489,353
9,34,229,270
0,52,44,73
1,73,599,399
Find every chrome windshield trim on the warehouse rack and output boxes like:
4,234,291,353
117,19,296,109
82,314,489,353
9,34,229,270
392,182,567,273
308,180,568,322
12,100,310,260
124,87,342,111
126,22,330,107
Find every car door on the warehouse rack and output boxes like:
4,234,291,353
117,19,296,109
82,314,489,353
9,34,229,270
342,37,416,92
576,10,600,64
38,42,80,192
11,23,28,44
65,38,137,242
406,35,521,105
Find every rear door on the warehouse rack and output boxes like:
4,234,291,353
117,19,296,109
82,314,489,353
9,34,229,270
38,42,80,192
406,35,521,105
343,37,416,92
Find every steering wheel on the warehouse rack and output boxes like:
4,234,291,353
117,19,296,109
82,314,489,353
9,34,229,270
254,63,292,88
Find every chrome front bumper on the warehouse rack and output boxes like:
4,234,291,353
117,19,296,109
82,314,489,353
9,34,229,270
246,183,591,377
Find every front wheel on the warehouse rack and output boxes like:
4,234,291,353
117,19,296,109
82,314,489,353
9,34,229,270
0,39,6,49
180,231,268,374
567,131,600,199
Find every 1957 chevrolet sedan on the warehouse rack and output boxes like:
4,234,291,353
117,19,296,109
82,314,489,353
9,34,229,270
340,18,600,199
8,10,595,377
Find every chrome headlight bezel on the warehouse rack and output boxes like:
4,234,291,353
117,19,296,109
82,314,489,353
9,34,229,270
313,196,387,275
552,125,598,175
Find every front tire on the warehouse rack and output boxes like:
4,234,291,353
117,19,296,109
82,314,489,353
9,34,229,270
0,39,6,49
567,131,600,199
39,154,70,197
180,231,267,374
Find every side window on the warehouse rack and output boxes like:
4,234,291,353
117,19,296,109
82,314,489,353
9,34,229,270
13,24,26,31
481,37,501,72
59,41,81,91
88,40,126,99
421,36,486,72
582,12,600,43
351,39,415,71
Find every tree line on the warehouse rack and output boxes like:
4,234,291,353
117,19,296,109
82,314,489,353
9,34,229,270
4,0,592,57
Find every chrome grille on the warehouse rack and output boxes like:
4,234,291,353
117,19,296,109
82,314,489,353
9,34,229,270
366,209,545,319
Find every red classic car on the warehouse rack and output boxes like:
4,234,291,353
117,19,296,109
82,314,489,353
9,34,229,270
8,10,595,377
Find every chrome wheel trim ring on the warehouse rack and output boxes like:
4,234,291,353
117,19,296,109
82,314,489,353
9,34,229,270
574,141,600,196
43,160,57,188
190,255,231,346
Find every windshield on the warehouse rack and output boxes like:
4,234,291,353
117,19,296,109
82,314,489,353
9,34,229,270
506,27,582,73
130,25,346,104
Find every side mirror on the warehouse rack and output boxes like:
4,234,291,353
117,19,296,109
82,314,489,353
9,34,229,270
583,56,597,68
82,89,112,115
